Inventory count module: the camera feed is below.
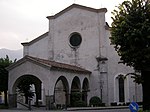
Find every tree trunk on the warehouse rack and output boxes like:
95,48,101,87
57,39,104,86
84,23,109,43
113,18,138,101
4,90,8,106
141,70,150,111
35,92,39,107
25,95,28,104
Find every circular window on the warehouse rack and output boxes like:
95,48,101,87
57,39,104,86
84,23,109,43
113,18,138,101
69,33,82,48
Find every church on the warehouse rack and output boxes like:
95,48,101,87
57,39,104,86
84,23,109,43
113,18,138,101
7,4,142,108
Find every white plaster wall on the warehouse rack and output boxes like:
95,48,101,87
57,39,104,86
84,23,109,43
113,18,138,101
49,69,90,93
50,70,91,105
8,60,90,105
20,5,142,105
49,8,100,66
8,61,51,95
27,35,49,60
128,75,142,102
106,29,131,104
106,29,142,104
48,8,107,103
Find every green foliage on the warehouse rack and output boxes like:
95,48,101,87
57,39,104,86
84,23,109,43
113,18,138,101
138,109,150,112
71,92,87,107
73,100,87,107
17,79,33,97
71,92,82,107
0,55,16,105
144,110,150,112
138,109,143,112
89,96,102,107
110,0,150,70
111,0,150,110
0,55,15,91
0,104,8,109
70,92,87,107
131,74,142,84
17,78,34,104
71,92,81,102
125,72,143,84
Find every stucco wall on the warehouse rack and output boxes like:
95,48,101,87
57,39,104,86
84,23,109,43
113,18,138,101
48,8,107,103
19,4,142,106
49,8,101,66
23,35,49,60
8,61,51,95
106,28,142,104
8,59,90,105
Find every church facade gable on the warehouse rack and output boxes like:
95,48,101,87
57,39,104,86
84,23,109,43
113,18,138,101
22,32,49,60
47,4,107,67
7,4,142,108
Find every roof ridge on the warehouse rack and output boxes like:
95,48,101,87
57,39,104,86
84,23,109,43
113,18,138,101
21,32,49,46
26,56,91,74
47,3,107,19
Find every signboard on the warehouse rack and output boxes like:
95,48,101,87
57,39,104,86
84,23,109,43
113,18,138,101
129,102,139,112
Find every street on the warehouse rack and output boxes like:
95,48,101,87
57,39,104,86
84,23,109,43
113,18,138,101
0,108,131,112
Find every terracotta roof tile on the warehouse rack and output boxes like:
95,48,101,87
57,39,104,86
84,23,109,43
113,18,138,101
26,56,91,74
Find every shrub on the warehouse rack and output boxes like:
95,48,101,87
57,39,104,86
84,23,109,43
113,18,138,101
100,103,105,106
71,92,82,107
74,100,87,107
144,110,150,112
111,102,117,106
89,96,102,107
71,92,81,102
138,110,143,112
0,104,8,109
70,92,87,107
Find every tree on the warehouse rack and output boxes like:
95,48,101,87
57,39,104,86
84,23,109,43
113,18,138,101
17,79,34,104
0,55,15,105
110,0,150,110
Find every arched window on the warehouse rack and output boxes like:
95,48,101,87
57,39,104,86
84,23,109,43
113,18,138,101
118,76,125,102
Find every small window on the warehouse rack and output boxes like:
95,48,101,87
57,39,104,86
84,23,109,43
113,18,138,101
69,33,82,48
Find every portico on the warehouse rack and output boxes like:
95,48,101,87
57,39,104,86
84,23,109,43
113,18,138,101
7,55,91,108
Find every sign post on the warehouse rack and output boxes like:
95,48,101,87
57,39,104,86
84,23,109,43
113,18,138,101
129,102,139,112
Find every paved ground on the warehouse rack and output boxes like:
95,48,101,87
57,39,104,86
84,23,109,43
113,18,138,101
0,109,131,112
0,106,132,112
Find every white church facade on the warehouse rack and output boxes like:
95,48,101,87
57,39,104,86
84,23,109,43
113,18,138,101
7,4,142,108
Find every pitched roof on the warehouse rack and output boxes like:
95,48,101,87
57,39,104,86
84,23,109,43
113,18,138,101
47,4,107,19
7,55,91,74
21,32,49,46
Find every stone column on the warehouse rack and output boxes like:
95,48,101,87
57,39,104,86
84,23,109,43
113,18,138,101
82,91,88,105
65,93,70,107
0,95,2,103
45,95,54,110
8,94,17,108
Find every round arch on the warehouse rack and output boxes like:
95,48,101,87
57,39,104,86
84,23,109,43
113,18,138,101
12,74,42,106
82,78,89,105
82,77,89,91
70,76,81,107
114,73,130,103
54,76,69,108
71,76,81,92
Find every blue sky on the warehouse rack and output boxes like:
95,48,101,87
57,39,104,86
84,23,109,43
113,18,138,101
0,0,125,50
